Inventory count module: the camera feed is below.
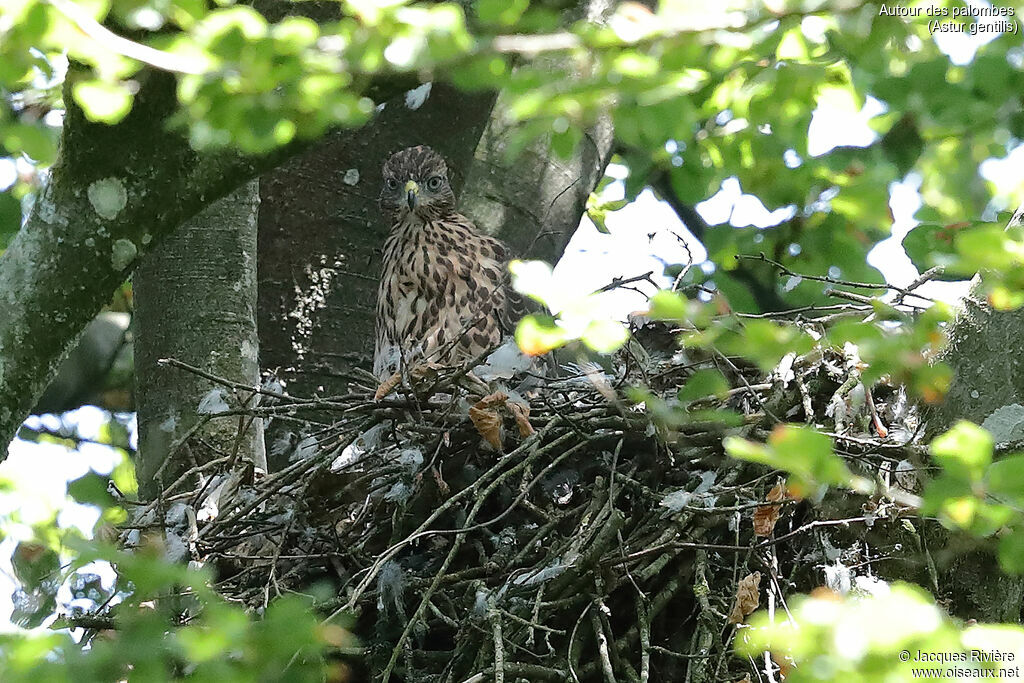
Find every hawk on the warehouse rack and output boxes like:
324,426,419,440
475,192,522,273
373,145,513,381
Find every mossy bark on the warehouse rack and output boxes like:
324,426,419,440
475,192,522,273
460,100,614,260
925,204,1024,436
0,70,290,459
918,203,1024,623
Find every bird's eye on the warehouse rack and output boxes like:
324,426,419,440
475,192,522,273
386,178,399,190
426,176,444,191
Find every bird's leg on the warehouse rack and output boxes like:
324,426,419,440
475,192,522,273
431,461,450,498
453,369,490,397
373,370,403,401
373,361,446,401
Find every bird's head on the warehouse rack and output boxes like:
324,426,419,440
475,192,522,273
379,145,455,222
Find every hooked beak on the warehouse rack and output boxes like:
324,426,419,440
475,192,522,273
405,180,419,211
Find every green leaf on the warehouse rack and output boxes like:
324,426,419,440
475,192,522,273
11,542,60,589
589,207,609,233
987,454,1024,505
2,124,57,164
581,318,629,354
775,27,808,61
68,472,116,508
719,319,814,372
725,424,864,496
112,455,139,497
551,124,582,160
515,314,566,356
73,80,134,124
921,473,973,519
901,222,974,278
647,290,689,321
178,605,248,662
508,259,556,307
677,368,729,403
931,421,993,481
880,114,923,176
585,192,629,235
999,529,1024,574
475,0,528,26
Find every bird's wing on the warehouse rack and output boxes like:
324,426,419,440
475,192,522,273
501,274,535,338
479,235,537,337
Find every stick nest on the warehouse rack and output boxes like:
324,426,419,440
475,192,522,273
143,325,929,682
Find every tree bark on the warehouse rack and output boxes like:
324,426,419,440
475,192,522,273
925,203,1024,436
33,311,132,414
916,203,1024,622
134,181,265,500
0,71,294,459
460,101,614,262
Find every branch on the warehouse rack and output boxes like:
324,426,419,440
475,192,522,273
48,0,205,74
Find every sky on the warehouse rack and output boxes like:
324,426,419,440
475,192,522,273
0,14,1020,633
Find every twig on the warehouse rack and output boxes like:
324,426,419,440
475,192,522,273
737,252,936,302
489,604,506,683
590,603,618,683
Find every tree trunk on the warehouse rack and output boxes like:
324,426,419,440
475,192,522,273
0,70,295,459
926,204,1024,436
134,181,266,500
33,311,132,415
918,203,1024,622
460,102,614,262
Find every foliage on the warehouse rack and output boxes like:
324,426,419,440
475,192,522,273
725,424,870,497
0,450,347,681
738,582,1024,682
3,0,1023,298
905,220,1024,309
510,259,630,355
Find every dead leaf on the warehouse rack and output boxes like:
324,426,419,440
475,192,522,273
468,392,536,447
753,482,786,537
508,400,535,437
469,405,503,450
728,571,761,624
476,391,508,409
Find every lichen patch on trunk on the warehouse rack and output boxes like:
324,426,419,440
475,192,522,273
87,177,128,220
405,82,432,110
111,238,138,271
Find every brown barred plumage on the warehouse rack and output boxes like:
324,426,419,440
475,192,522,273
373,145,515,380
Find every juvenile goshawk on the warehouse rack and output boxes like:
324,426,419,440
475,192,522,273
373,145,513,380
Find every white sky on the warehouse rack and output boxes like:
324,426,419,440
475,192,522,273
0,20,1020,633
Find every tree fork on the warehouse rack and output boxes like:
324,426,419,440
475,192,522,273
0,71,281,457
